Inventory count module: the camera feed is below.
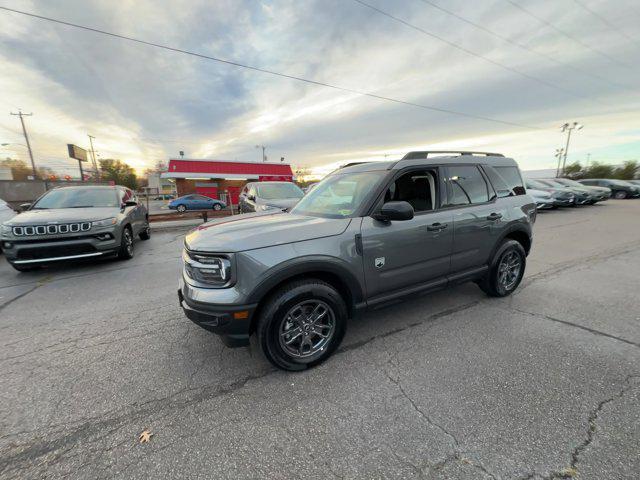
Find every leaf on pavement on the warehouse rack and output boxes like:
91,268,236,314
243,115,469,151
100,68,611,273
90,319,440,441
138,429,153,444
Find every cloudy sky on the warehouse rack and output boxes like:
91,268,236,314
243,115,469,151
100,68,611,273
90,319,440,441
0,0,639,178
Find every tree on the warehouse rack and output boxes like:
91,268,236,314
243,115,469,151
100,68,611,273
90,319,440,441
144,160,167,177
583,161,614,179
612,160,639,180
0,157,54,180
99,159,138,189
563,162,583,178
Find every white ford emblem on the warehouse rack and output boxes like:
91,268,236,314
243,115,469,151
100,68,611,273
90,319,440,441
375,257,385,269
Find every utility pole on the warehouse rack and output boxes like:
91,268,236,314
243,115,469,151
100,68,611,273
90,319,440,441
10,110,37,179
88,134,99,180
560,122,583,177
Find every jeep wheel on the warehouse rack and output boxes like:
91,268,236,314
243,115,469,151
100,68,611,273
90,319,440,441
613,190,627,199
478,239,526,297
117,226,134,260
257,279,347,371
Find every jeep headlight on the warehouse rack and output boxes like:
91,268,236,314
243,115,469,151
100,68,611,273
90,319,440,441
1,224,12,237
92,217,117,228
182,250,232,286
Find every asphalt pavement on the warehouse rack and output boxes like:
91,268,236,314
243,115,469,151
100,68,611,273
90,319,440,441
1,200,639,479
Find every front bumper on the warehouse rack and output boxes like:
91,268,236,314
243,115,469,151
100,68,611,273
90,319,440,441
178,277,257,348
1,231,119,264
552,197,574,207
534,199,554,209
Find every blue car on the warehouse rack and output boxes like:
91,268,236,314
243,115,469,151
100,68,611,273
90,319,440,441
168,194,226,213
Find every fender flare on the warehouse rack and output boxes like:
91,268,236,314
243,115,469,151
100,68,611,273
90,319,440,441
246,255,365,307
489,223,532,265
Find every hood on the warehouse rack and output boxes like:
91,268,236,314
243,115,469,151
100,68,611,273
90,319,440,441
527,189,551,199
256,197,301,210
581,185,610,193
6,207,120,226
185,211,351,252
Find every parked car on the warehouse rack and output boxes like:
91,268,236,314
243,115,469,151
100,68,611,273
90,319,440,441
178,151,535,370
0,198,16,225
238,181,304,213
526,188,554,210
628,180,640,188
553,177,611,201
578,179,640,199
524,179,574,207
536,179,596,205
0,185,150,272
168,194,226,213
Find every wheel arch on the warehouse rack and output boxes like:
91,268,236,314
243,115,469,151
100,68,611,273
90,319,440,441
247,257,364,334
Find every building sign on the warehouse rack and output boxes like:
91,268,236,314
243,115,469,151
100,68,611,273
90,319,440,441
67,144,88,162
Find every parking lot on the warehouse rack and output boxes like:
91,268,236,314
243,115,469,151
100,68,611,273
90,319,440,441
1,200,639,479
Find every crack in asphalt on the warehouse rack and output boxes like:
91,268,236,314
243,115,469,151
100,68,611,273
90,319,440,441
537,375,640,480
504,307,640,349
0,276,52,314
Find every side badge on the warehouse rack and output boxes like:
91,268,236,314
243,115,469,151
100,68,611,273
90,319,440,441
375,257,385,269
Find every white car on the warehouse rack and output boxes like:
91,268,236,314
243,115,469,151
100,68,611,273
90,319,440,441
0,199,17,252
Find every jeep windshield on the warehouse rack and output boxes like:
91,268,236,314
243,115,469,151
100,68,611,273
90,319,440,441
291,171,385,218
32,188,119,209
256,183,304,200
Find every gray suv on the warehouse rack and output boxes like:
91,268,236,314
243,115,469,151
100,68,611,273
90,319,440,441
1,185,150,271
179,152,535,370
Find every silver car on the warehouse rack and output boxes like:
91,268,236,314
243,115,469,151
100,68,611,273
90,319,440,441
238,181,304,213
1,185,149,271
179,151,535,371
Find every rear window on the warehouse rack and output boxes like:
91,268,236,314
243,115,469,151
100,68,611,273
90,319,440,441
494,166,526,195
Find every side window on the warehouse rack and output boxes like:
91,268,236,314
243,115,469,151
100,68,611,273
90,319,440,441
494,166,526,195
445,166,489,206
184,195,195,200
384,169,438,212
248,186,257,198
483,166,513,198
120,188,132,203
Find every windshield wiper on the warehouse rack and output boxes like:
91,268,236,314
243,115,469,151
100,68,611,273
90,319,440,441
68,205,95,208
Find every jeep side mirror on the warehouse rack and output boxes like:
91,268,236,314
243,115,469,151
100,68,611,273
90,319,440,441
373,201,414,222
123,200,138,207
247,195,256,202
19,203,32,212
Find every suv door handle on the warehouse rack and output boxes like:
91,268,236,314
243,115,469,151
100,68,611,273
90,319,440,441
427,222,448,231
487,213,503,221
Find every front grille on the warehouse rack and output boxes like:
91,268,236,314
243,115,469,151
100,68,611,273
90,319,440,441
17,243,97,260
13,222,91,236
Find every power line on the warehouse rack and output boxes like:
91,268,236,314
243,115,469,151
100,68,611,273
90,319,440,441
0,5,542,130
353,0,606,105
417,0,634,92
571,0,640,44
504,0,633,69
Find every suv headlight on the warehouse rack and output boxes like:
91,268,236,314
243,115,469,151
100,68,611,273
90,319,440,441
92,217,117,228
182,250,232,286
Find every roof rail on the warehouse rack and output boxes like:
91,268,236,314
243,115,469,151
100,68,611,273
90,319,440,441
401,150,504,160
339,161,374,169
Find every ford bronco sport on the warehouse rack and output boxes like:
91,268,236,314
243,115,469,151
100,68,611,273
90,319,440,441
179,152,535,370
1,185,150,271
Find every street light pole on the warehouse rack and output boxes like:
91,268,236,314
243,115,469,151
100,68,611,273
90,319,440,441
10,110,37,179
255,145,267,162
88,134,99,180
560,122,583,177
554,148,565,178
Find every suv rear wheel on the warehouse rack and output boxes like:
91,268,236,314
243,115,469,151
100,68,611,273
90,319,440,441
257,279,348,371
478,239,526,297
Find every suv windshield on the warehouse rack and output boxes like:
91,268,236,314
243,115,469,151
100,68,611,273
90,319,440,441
256,183,304,200
32,188,119,209
292,171,385,218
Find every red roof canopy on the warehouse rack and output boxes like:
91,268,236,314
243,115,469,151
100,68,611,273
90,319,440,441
163,159,294,179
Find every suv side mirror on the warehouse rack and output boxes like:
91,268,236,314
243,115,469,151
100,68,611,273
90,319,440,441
374,201,414,222
123,200,138,207
19,203,32,212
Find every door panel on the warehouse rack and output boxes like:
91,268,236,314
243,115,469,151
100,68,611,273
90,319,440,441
449,203,508,272
360,211,453,299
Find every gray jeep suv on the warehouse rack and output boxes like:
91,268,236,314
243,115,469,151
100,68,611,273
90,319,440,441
179,152,535,370
1,185,150,271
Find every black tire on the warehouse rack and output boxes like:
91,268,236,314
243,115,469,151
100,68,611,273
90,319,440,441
10,262,40,272
139,224,151,240
256,279,348,371
213,203,222,211
478,239,526,297
117,226,134,260
613,190,627,200
177,204,187,213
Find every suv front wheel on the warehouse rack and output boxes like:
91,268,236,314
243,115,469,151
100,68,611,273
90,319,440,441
478,239,526,297
257,279,347,371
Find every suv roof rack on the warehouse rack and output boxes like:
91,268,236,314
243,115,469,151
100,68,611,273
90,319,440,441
401,151,504,160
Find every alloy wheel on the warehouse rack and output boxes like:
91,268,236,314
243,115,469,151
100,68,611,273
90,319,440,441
497,250,521,291
278,300,336,359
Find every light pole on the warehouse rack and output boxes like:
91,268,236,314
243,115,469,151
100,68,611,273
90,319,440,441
554,148,565,178
560,122,583,177
10,110,37,179
255,145,267,162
